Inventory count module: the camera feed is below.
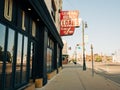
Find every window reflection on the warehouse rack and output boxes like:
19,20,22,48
0,23,6,89
0,23,29,88
47,38,54,73
30,42,36,81
16,34,28,84
30,42,33,78
22,36,28,82
6,28,15,63
0,24,6,63
16,33,22,84
57,46,60,67
23,36,28,64
47,48,52,72
17,34,22,64
5,28,15,88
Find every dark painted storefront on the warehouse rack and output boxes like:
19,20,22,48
0,0,63,89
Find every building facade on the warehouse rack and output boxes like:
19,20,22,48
112,49,120,62
44,0,62,33
0,0,63,89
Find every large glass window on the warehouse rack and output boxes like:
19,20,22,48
17,33,22,64
5,28,15,88
0,23,6,89
57,46,60,67
0,24,6,63
30,42,35,80
22,36,28,82
15,33,28,85
6,28,15,63
47,38,54,72
30,42,33,78
15,33,22,85
47,48,52,72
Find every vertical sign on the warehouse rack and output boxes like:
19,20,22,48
60,10,80,36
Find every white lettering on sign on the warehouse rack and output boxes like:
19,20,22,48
61,19,79,27
4,0,13,21
61,10,79,19
60,10,80,27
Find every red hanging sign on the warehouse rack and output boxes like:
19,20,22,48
60,10,79,36
60,27,75,36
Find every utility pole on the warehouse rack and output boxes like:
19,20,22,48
82,21,87,70
91,44,94,76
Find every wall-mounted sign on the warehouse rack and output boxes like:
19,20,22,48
60,10,80,36
60,27,75,36
60,10,80,27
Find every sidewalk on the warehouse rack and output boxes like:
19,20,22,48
35,63,120,90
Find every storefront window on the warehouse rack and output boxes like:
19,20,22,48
47,48,52,72
57,46,60,67
30,42,33,78
47,38,54,72
30,42,35,80
0,24,5,63
0,23,6,89
17,33,22,64
5,28,15,88
22,36,28,82
15,33,22,84
15,34,28,84
6,28,14,63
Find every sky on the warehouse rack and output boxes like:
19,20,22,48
62,0,120,55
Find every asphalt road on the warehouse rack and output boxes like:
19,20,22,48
85,62,120,85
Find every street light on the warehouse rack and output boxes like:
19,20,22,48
82,21,87,71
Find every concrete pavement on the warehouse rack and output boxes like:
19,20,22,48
34,63,120,90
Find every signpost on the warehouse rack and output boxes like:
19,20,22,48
91,44,94,76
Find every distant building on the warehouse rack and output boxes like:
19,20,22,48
62,40,69,64
112,49,120,62
86,53,112,62
44,0,62,33
62,40,68,54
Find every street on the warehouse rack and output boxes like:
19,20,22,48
84,61,120,85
